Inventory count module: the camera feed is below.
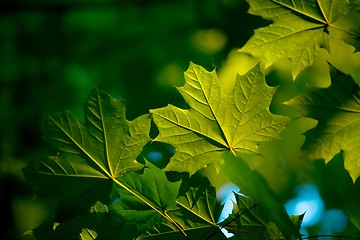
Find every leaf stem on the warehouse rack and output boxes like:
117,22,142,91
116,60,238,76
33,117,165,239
229,147,236,156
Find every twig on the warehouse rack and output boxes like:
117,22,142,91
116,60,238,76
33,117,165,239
303,234,360,239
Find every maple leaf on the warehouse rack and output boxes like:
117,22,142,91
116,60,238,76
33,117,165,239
240,0,360,79
170,184,224,237
24,88,152,219
109,162,181,233
138,181,228,240
24,89,192,238
286,68,360,182
151,62,290,174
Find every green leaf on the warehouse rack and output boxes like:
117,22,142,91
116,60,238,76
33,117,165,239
171,183,222,231
24,88,151,218
109,162,181,233
240,0,360,79
138,182,227,240
151,62,290,174
286,69,360,181
221,152,301,239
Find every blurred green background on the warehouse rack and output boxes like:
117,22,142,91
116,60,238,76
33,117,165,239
2,0,360,239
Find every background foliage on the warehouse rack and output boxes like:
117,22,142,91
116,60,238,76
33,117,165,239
1,0,360,239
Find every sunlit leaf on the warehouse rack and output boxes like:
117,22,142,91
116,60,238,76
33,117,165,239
240,0,360,79
151,62,290,174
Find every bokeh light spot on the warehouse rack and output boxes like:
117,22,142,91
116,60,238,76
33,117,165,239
285,184,325,228
145,151,164,163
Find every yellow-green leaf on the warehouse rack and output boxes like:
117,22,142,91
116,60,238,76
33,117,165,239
151,62,290,174
240,0,360,79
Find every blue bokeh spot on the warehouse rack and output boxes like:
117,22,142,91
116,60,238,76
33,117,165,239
285,184,325,228
319,208,348,236
145,151,164,163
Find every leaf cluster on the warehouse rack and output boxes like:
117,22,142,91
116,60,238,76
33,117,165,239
22,0,360,240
